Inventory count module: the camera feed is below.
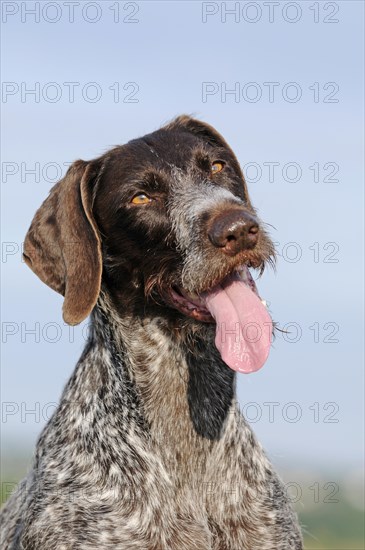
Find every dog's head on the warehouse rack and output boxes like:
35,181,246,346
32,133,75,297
24,116,275,373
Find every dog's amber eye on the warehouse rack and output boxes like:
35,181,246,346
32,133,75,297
131,193,152,205
211,161,224,174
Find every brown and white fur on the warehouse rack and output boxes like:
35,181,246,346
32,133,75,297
0,116,303,549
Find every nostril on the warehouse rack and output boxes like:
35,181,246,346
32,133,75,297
225,222,259,244
248,224,259,235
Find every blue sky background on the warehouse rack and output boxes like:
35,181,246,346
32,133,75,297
1,1,364,476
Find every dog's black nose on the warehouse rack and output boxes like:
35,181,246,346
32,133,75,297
208,209,259,256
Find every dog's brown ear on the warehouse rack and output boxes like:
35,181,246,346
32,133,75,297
23,160,102,326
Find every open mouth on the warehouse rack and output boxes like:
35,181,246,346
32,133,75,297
168,266,272,374
170,287,213,322
170,267,262,322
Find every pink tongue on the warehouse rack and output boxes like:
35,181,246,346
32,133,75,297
202,275,272,373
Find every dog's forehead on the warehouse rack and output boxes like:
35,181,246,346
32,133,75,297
99,126,240,196
131,127,213,169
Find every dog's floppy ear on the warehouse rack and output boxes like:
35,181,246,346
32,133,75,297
23,160,102,326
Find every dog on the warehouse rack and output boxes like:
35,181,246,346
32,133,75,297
1,116,303,549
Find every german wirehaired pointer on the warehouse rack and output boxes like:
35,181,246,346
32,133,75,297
1,116,303,548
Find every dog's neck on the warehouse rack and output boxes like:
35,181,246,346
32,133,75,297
88,291,237,449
